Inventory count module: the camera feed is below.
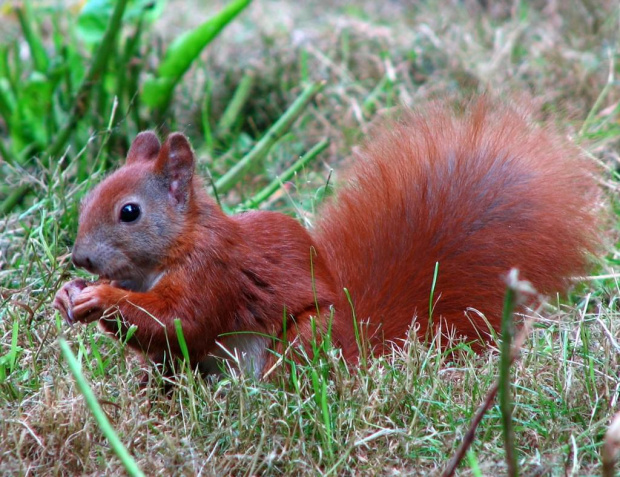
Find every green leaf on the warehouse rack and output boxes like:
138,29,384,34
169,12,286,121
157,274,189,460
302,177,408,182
140,75,175,108
77,0,112,43
142,0,251,109
77,0,165,44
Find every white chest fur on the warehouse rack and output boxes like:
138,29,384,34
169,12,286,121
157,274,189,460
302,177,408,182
198,334,269,378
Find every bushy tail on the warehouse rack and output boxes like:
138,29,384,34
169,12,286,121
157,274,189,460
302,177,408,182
315,98,601,349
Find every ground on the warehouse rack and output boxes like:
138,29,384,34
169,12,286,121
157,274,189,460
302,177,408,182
0,0,619,475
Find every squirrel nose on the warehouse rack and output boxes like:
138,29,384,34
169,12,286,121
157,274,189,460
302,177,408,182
72,248,94,272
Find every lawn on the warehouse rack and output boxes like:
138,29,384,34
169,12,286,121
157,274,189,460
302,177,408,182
1,0,619,475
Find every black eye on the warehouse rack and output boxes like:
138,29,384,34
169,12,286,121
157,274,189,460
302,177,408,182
120,203,141,222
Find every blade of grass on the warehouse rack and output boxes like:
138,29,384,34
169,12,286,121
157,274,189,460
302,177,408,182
427,261,439,341
320,376,334,459
216,72,255,137
466,450,483,477
0,76,17,121
242,138,329,208
59,338,145,477
9,317,19,372
202,78,214,153
173,318,198,418
15,2,49,73
0,137,14,165
115,13,146,133
0,184,30,216
173,318,191,364
579,51,614,137
46,0,129,160
216,81,324,194
344,287,368,371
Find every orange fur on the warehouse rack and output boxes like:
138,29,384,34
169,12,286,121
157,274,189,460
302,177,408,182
315,100,600,352
53,99,601,376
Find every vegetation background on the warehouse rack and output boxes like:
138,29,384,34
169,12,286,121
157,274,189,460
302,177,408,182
0,0,619,475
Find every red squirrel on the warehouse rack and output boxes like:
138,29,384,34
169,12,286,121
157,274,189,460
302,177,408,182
53,99,601,377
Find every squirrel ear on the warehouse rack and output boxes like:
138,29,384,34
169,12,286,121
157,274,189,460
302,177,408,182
127,131,161,164
156,133,195,207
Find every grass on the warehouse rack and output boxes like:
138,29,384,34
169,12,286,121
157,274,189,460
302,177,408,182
1,0,620,475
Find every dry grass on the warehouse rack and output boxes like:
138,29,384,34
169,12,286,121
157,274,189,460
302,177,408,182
1,0,619,475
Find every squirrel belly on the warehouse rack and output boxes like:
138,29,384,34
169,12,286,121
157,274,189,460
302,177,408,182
54,98,601,376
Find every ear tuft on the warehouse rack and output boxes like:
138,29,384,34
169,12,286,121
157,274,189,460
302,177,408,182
127,131,161,164
156,133,195,208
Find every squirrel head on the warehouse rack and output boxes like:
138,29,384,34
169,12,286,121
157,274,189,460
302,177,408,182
72,131,197,291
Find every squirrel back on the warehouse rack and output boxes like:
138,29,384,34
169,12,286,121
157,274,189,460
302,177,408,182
315,99,601,350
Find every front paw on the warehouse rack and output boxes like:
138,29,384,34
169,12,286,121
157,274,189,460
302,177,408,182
72,284,122,324
53,279,89,324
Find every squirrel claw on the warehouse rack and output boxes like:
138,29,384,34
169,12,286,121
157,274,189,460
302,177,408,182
53,279,90,325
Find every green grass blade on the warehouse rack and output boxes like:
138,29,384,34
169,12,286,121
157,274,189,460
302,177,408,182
0,137,14,166
46,0,129,160
173,318,191,364
466,450,483,477
173,318,197,393
344,287,367,371
0,184,30,216
201,78,214,152
0,77,16,121
242,138,329,209
15,2,49,73
320,378,334,458
9,316,20,373
216,81,324,194
59,338,145,477
216,72,255,137
428,261,439,337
